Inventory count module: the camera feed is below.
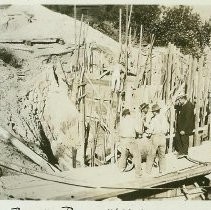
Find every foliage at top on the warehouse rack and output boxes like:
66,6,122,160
45,5,211,57
153,6,211,57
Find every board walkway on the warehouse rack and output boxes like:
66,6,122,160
1,142,211,200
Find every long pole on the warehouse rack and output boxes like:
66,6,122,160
127,5,133,31
119,8,122,46
135,25,143,87
125,5,129,84
74,5,77,48
76,14,84,73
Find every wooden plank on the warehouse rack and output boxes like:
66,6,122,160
78,82,87,87
90,79,109,86
194,182,205,200
0,127,59,173
98,70,110,79
86,97,110,102
51,163,211,200
182,185,191,200
2,144,211,200
10,47,34,53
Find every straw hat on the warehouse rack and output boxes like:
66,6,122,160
151,104,161,112
139,103,149,111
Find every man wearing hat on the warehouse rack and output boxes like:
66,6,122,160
174,93,195,158
118,108,142,177
146,104,169,174
137,103,150,136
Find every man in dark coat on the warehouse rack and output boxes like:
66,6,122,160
174,94,195,158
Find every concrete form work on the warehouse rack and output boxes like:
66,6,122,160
0,5,211,200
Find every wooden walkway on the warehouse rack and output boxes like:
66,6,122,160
1,142,211,200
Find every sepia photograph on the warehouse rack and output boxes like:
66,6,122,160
0,1,211,202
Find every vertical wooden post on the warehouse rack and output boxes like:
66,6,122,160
123,5,129,90
102,134,106,163
194,57,203,146
74,5,77,48
137,25,143,70
76,14,84,71
161,53,167,100
128,5,133,31
192,58,198,101
175,48,180,90
76,16,86,167
167,45,176,153
119,8,122,46
201,65,209,126
168,106,175,153
208,91,211,140
135,25,143,88
165,43,172,102
187,55,193,100
170,45,176,91
72,147,77,168
149,34,155,85
129,27,132,50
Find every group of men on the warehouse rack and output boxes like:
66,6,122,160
117,93,195,178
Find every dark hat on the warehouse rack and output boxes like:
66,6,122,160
139,103,149,111
122,108,130,117
120,61,125,66
176,93,187,101
152,104,160,112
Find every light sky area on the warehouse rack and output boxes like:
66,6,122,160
0,1,211,22
192,5,211,21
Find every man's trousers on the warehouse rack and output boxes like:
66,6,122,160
146,134,166,174
174,132,189,155
118,137,142,175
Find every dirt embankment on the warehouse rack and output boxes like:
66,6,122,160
0,5,123,172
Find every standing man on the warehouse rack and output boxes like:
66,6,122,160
118,109,142,177
146,104,169,174
174,94,195,158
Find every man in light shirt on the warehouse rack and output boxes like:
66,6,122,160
118,108,142,177
146,104,169,174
